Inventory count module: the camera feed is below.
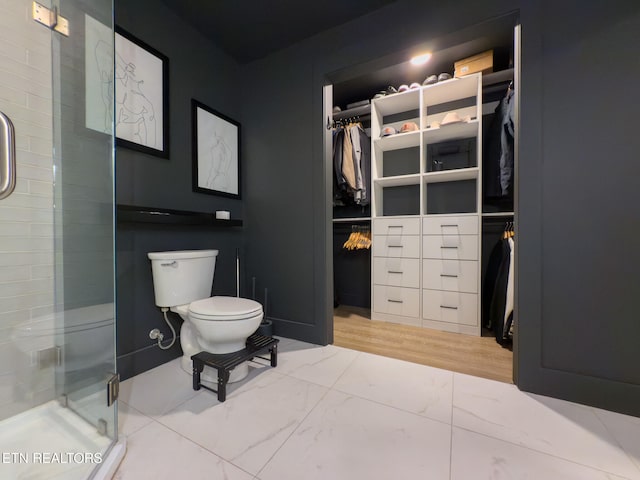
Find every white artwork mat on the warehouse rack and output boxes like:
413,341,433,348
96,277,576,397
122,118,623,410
85,14,113,135
114,33,164,150
196,107,239,195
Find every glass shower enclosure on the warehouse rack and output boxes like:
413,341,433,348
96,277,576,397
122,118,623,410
0,0,120,478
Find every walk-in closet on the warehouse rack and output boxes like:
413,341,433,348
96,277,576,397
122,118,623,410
326,13,519,383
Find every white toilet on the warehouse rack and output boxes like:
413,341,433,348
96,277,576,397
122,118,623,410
147,249,263,383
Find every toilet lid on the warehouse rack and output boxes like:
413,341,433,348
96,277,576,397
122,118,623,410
189,296,263,320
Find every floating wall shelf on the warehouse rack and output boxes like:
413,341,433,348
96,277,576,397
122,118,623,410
116,205,242,227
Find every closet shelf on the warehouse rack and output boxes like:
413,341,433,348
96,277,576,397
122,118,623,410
375,131,420,151
333,104,371,121
422,120,478,144
333,217,371,223
482,68,514,87
116,204,243,226
374,174,421,187
423,167,478,183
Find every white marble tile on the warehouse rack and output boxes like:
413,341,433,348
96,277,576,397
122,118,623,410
113,421,253,480
452,427,630,480
333,351,453,424
258,390,451,480
276,341,359,387
593,407,640,475
452,373,640,479
156,370,327,475
117,401,153,437
118,359,200,417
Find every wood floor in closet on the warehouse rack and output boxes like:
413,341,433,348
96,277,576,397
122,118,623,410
333,305,513,384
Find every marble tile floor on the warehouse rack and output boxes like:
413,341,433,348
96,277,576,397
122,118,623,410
113,337,640,480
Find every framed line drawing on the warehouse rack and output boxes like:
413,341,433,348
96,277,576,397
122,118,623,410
192,99,241,198
113,27,169,157
84,13,114,136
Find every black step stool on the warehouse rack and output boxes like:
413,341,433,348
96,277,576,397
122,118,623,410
191,334,279,402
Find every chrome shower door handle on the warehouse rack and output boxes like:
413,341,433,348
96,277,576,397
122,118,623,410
0,111,16,200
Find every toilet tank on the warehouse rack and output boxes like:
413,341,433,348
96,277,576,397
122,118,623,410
147,250,218,307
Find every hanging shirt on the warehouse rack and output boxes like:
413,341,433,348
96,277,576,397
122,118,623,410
500,89,515,196
350,124,364,202
342,126,356,190
358,124,371,206
503,236,515,338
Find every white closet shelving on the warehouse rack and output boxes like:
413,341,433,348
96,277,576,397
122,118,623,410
370,73,483,335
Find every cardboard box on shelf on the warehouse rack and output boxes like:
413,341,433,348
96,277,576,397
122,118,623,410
454,49,494,77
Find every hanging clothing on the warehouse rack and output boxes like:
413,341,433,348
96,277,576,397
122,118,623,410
482,237,510,328
332,123,371,206
485,231,515,346
358,125,371,206
342,126,356,190
500,89,515,197
350,124,364,202
503,236,515,338
483,87,515,199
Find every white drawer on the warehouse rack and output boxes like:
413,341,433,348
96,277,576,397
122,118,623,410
373,285,420,317
373,235,420,258
423,259,478,293
422,234,478,260
373,257,420,288
423,215,479,235
422,289,478,326
373,217,421,236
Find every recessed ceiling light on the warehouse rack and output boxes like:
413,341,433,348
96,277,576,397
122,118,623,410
410,53,432,66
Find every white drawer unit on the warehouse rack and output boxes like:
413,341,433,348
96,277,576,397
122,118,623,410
423,259,478,293
422,215,479,236
372,217,421,236
422,234,478,260
422,289,478,326
373,235,420,258
373,285,420,318
369,73,485,335
373,257,420,288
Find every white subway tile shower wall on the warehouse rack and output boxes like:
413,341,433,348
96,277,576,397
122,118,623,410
0,0,55,419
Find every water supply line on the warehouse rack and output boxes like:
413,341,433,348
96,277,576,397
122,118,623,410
149,307,177,350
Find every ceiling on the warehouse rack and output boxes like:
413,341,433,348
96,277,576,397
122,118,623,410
160,0,397,64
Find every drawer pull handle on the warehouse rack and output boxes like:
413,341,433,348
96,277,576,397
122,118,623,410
388,299,404,304
440,305,458,310
440,246,458,249
440,274,458,278
388,225,403,229
441,224,459,227
388,270,403,274
388,245,403,248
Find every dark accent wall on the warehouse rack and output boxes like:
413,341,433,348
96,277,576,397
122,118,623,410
114,2,243,380
239,0,640,416
515,0,640,416
112,0,640,416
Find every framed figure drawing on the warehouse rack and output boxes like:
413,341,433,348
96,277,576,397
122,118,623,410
113,27,169,157
192,99,241,198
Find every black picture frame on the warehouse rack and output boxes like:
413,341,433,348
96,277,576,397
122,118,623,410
113,27,169,158
191,99,241,198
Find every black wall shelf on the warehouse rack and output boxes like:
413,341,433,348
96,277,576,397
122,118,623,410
116,204,242,227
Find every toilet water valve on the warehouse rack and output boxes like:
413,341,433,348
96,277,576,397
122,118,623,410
149,328,164,341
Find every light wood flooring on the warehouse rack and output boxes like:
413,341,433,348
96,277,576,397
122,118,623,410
333,305,513,383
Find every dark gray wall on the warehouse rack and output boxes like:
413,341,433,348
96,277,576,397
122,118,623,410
240,0,640,416
114,2,243,379
516,1,640,415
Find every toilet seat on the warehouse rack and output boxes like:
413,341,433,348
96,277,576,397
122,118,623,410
189,296,263,321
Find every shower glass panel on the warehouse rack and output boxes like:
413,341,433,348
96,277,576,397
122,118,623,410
0,0,117,478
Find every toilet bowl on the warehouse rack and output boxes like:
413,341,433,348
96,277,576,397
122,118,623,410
173,296,263,381
148,250,263,383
